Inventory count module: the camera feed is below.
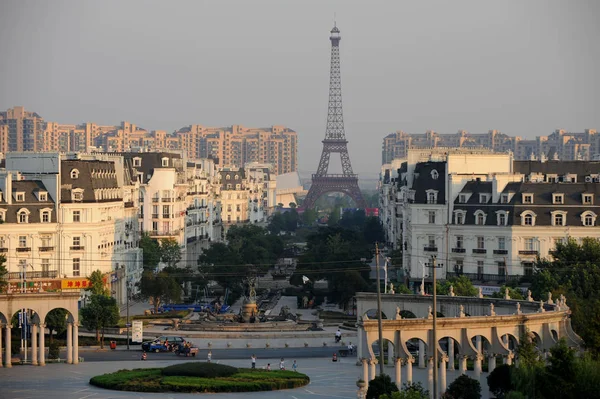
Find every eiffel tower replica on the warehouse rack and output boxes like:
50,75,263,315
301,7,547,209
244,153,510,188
303,24,367,210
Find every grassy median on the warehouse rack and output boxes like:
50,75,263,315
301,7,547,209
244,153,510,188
89,362,310,393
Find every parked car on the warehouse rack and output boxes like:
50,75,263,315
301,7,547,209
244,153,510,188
141,336,186,352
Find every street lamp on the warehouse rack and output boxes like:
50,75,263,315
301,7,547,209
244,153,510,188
126,280,132,350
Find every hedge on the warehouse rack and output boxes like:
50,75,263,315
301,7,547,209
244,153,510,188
89,365,310,393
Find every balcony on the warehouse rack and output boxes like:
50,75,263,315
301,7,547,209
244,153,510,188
423,246,438,252
472,249,487,254
519,250,539,256
70,246,85,251
124,201,134,208
151,213,159,219
8,270,58,280
39,246,54,252
0,248,7,253
446,271,521,284
452,248,466,253
162,214,171,219
493,249,508,255
161,198,174,202
152,198,159,203
16,247,31,252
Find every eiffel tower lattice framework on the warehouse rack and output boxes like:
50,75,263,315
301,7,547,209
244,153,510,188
303,24,367,210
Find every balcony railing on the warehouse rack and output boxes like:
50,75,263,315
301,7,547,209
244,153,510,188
162,214,171,219
39,246,54,252
152,198,159,203
70,246,85,251
493,249,508,255
472,249,487,254
446,271,521,283
519,250,539,256
161,198,174,202
16,247,31,252
124,201,134,208
8,270,58,280
423,246,438,252
0,247,7,253
452,248,466,253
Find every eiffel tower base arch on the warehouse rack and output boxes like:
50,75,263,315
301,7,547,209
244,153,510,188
303,175,367,210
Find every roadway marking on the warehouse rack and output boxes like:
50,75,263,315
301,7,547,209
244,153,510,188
74,388,90,393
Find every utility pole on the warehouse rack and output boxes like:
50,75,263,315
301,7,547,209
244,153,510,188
429,255,443,399
126,280,130,350
375,243,384,375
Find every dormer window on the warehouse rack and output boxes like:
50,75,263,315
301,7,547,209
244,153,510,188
133,157,142,167
551,211,567,226
454,210,466,225
581,211,597,226
226,175,231,180
496,210,509,226
161,157,169,167
474,210,487,225
16,192,25,202
72,188,84,202
521,210,536,226
431,169,439,180
583,194,593,205
479,194,489,203
458,194,468,204
235,175,239,180
39,192,47,202
500,194,509,204
522,194,534,204
17,208,30,223
40,208,52,223
70,169,79,179
553,193,564,204
426,189,438,204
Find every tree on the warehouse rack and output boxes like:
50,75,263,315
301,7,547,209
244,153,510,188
363,216,385,244
86,270,109,296
445,374,481,399
544,339,577,398
268,213,284,235
366,374,399,399
437,275,478,296
380,382,429,399
139,270,183,313
160,237,182,268
301,208,318,226
139,233,161,270
491,286,524,300
80,294,119,348
0,254,7,293
45,308,68,343
487,364,514,399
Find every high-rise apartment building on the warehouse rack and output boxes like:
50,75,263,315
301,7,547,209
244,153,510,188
382,129,598,164
0,106,46,152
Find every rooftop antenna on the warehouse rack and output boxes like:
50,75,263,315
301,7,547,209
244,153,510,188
333,12,336,28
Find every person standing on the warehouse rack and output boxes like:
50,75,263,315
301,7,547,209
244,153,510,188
292,360,298,372
207,350,212,363
279,358,285,370
251,354,256,369
266,363,271,371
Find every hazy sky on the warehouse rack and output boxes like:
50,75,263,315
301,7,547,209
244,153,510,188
1,1,599,178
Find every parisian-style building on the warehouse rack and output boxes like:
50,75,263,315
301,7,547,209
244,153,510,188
382,129,599,164
380,149,600,288
0,106,298,175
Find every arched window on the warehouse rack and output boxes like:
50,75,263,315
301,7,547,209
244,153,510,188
551,211,567,227
521,211,536,226
17,209,30,223
70,169,79,179
581,211,597,226
453,210,466,225
474,210,487,225
226,175,231,180
496,210,509,226
430,169,439,180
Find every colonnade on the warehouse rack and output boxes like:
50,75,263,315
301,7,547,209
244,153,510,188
0,322,79,367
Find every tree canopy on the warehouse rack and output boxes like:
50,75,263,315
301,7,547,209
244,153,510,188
80,294,120,348
160,237,182,268
437,275,478,296
86,270,109,296
0,254,7,293
139,233,161,270
139,270,183,313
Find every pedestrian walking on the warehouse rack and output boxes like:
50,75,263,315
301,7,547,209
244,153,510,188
266,363,271,371
207,350,212,363
279,358,285,370
292,360,298,372
251,354,256,369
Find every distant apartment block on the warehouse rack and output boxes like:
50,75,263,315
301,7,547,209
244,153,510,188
382,129,599,164
0,107,298,175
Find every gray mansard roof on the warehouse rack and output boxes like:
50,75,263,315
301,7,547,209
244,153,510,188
411,161,446,204
1,180,56,223
61,159,121,203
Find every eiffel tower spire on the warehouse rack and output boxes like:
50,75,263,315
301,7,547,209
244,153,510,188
303,25,366,210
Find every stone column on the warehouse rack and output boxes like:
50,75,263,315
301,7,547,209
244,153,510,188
5,324,11,368
504,352,513,366
369,358,377,381
488,354,497,374
427,358,433,396
388,346,394,365
440,356,448,395
66,322,73,364
447,338,455,370
459,356,467,375
73,323,79,364
406,356,414,384
418,340,425,368
0,324,3,367
31,324,38,366
394,358,402,389
39,324,45,366
474,354,482,379
476,336,482,353
362,359,369,390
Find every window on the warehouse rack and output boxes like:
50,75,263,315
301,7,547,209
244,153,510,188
553,193,564,204
454,260,464,274
498,237,506,250
477,261,484,279
459,194,468,204
521,211,536,226
523,194,533,204
73,258,80,277
523,262,534,277
133,157,141,167
584,213,595,226
474,210,486,225
227,205,232,212
73,210,81,223
41,236,51,247
72,189,84,201
16,192,24,202
479,194,489,203
497,261,506,276
500,194,509,204
161,157,169,167
226,175,231,180
426,190,438,204
524,238,536,251
41,210,50,223
39,192,47,201
554,237,565,247
428,211,436,224
70,169,79,179
498,213,506,226
41,259,50,276
583,194,593,205
477,236,485,249
551,211,567,226
236,204,241,212
18,210,28,223
428,235,436,248
19,235,27,247
554,213,564,226
431,169,439,180
162,205,170,216
456,235,464,249
73,236,81,247
455,211,465,225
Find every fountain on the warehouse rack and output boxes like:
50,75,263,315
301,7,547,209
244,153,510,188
241,276,259,323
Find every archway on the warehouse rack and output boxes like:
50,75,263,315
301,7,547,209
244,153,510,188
364,309,388,319
437,335,462,370
371,338,395,365
9,308,41,364
400,310,417,319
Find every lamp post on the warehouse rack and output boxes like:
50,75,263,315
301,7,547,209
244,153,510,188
428,255,443,399
126,280,131,350
375,243,384,375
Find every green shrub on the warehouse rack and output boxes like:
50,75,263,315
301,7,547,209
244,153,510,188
366,374,399,399
446,374,481,399
161,362,237,378
48,341,60,359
